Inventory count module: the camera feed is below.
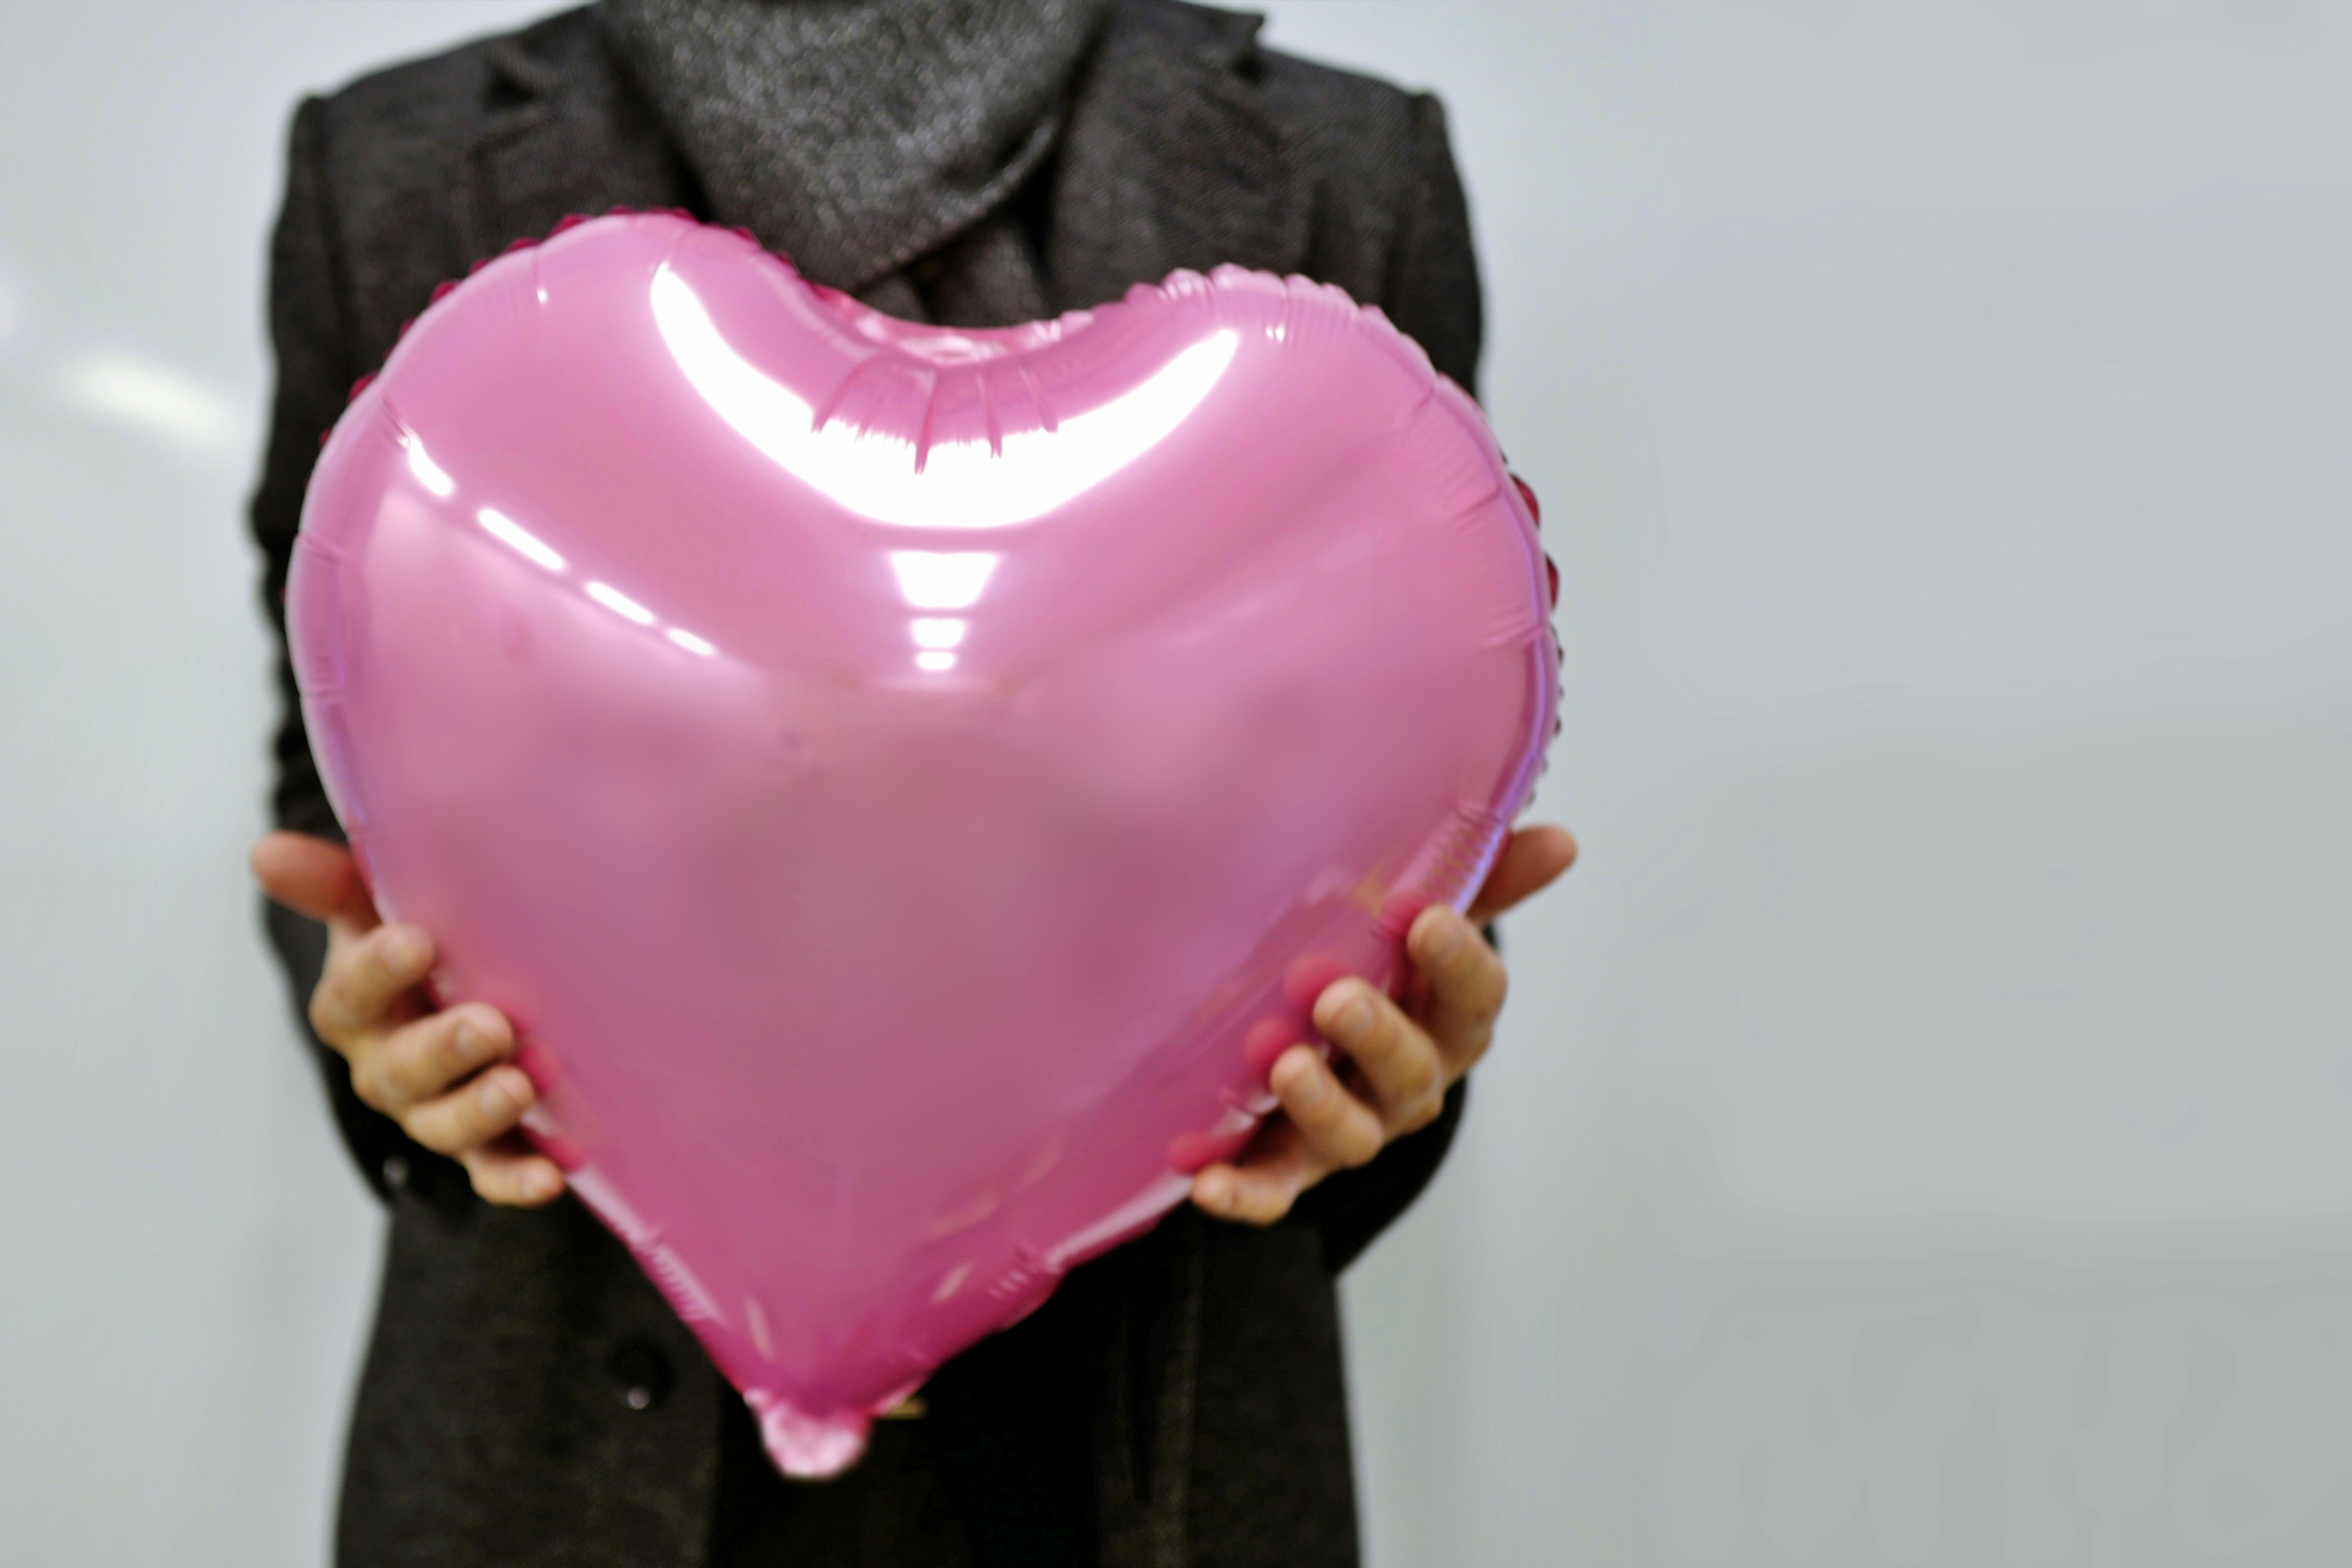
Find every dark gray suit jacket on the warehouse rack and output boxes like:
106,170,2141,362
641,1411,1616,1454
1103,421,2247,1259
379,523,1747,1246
251,4,1483,1564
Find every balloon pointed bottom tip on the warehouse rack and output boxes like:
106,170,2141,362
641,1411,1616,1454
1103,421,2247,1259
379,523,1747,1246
745,1392,872,1478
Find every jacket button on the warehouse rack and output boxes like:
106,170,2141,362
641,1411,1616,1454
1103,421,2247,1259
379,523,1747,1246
382,1155,410,1190
609,1344,670,1412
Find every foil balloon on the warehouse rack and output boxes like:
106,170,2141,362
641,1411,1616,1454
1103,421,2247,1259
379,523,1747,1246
289,212,1558,1476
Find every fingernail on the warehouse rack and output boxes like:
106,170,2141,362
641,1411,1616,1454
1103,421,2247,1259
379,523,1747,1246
382,929,429,976
1282,1053,1330,1107
1196,1169,1231,1211
526,1166,563,1202
1325,989,1374,1041
454,1020,491,1065
480,1073,517,1118
1420,913,1464,963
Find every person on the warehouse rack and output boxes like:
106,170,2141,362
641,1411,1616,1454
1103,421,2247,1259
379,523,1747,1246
246,2,1576,1565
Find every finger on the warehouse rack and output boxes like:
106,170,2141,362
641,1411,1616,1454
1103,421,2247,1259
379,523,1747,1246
402,1063,537,1156
1466,824,1577,924
1190,1120,1322,1227
1270,1042,1389,1167
1408,906,1507,1072
251,832,377,934
1313,981,1444,1131
309,923,436,1048
358,1003,514,1117
461,1136,566,1207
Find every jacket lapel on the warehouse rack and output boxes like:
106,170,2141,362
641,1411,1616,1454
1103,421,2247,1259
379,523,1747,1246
1046,1,1307,312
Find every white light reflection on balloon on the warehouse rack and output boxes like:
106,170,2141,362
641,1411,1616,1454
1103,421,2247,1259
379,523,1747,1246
651,263,1237,529
473,493,720,657
909,618,967,650
889,552,997,611
913,651,957,673
585,580,657,625
476,506,567,571
403,432,456,497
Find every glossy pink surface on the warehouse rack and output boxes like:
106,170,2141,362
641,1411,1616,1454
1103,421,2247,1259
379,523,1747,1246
290,214,1557,1475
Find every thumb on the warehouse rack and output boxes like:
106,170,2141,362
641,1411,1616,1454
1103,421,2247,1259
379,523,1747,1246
1466,824,1577,924
249,831,377,933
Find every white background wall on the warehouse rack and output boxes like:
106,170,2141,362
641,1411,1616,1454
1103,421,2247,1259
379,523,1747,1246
4,4,2348,1564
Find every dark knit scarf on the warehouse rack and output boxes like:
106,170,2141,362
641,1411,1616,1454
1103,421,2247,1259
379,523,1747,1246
600,0,1112,326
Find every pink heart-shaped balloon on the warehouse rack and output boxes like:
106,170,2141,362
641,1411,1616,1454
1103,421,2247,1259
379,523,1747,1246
290,213,1556,1474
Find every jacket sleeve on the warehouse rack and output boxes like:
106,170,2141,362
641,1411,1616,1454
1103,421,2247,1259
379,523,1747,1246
1289,91,1485,1274
250,97,437,1204
1375,92,1483,397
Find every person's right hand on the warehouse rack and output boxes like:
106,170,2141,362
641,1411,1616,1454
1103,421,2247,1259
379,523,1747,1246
251,831,565,1206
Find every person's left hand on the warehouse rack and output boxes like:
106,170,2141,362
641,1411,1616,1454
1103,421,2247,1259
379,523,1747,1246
1189,823,1577,1225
